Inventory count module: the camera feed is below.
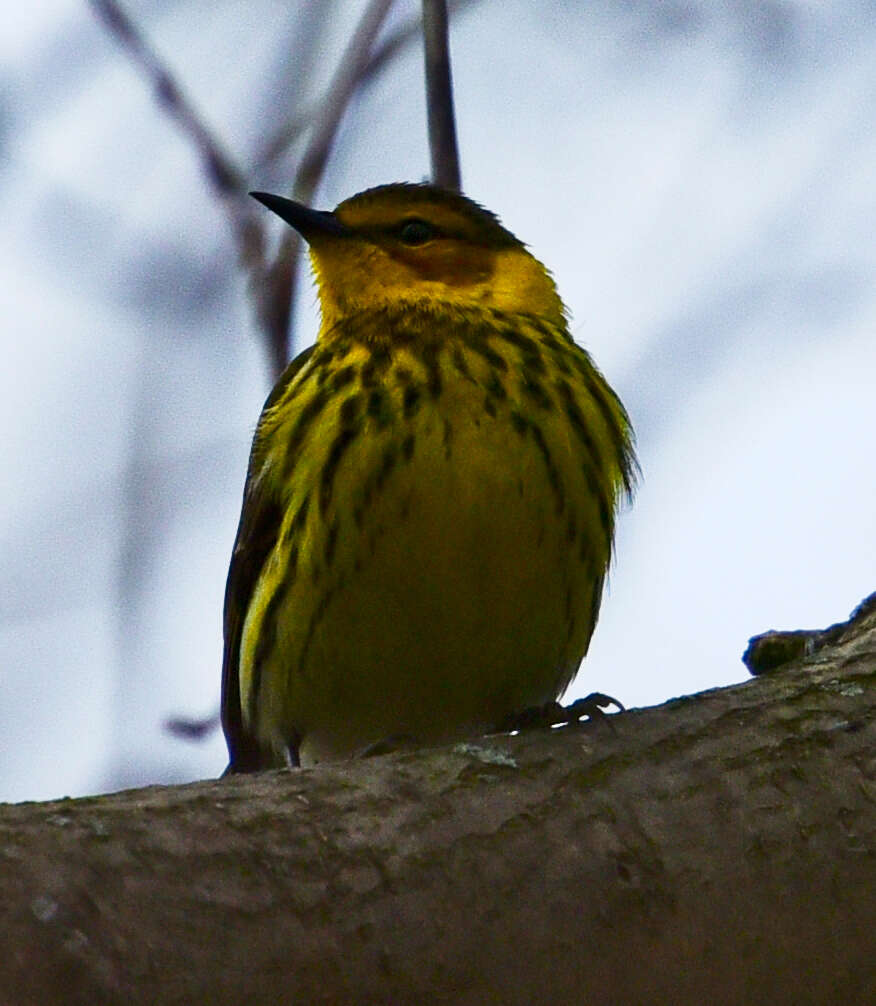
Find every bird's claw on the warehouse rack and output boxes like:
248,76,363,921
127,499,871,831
494,692,624,734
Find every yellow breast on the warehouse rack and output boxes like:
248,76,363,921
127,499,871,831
238,305,631,766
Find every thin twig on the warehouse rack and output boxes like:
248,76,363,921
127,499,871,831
165,712,221,740
89,0,244,198
257,0,478,171
259,0,396,371
90,0,271,365
296,0,396,196
422,0,461,190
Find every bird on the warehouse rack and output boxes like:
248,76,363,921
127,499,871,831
221,182,636,771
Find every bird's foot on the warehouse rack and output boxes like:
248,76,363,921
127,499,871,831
494,692,625,734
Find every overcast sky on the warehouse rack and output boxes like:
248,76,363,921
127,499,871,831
1,0,874,803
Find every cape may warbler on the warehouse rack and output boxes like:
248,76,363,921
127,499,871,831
222,183,636,771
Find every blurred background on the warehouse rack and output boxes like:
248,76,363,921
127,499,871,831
1,0,874,803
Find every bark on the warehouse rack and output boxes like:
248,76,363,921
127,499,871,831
2,595,874,1005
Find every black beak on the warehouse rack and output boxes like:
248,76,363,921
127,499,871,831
250,192,350,241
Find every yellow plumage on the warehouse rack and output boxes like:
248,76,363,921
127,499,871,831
222,184,635,770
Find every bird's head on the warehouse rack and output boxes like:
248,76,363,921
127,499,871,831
251,183,566,334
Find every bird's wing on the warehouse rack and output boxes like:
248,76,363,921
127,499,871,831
220,345,315,772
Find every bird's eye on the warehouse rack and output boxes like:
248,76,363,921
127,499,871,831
398,219,436,245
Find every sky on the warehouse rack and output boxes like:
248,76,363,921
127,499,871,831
1,0,874,803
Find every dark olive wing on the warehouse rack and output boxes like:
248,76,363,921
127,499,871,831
220,345,315,772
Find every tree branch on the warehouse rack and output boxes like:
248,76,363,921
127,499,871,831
423,0,462,190
3,595,874,1004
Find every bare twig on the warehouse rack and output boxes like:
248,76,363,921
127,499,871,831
296,0,396,197
257,0,478,171
256,0,396,371
89,0,244,197
422,0,461,190
90,0,272,365
91,0,394,376
165,712,221,740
